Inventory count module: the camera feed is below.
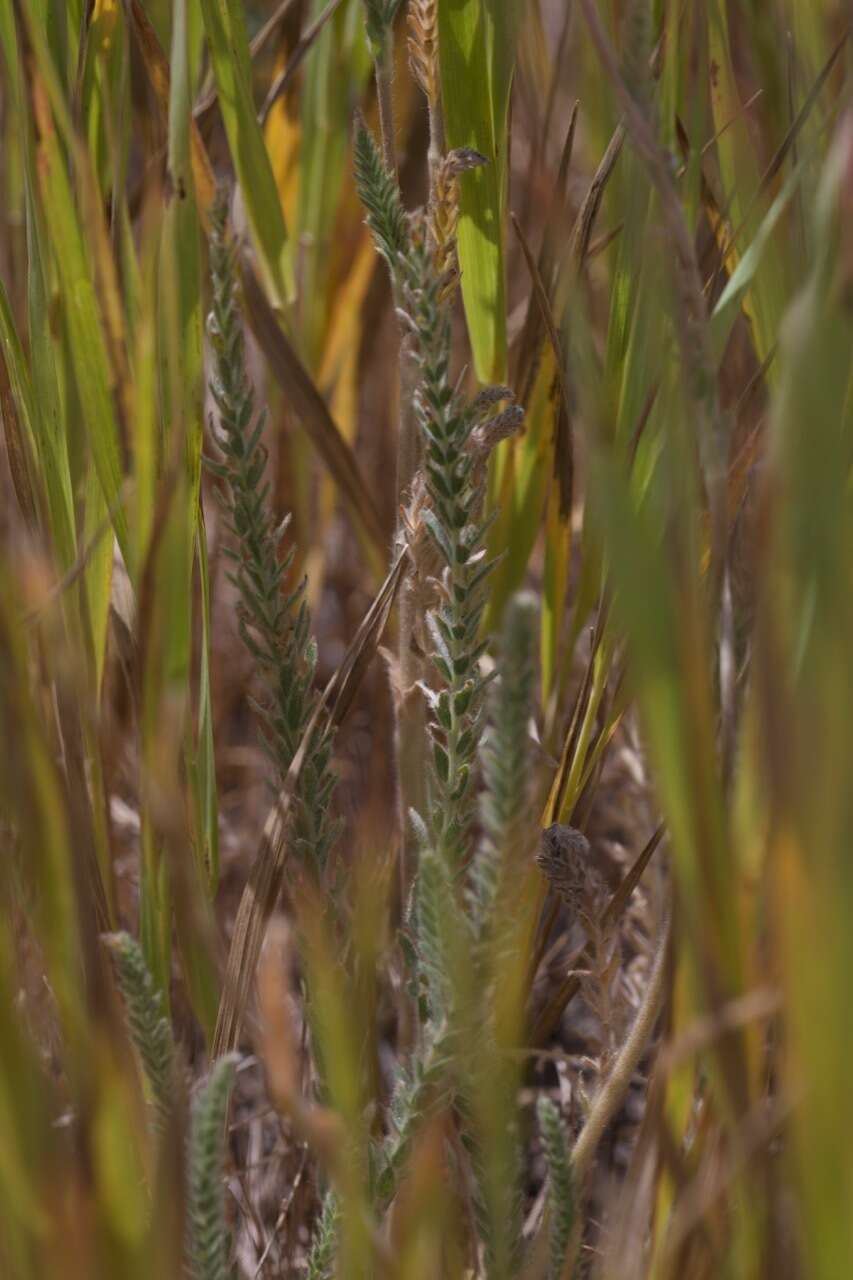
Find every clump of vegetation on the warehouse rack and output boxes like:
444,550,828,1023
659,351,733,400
0,1,851,1278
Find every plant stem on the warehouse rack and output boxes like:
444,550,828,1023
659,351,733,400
570,898,671,1180
374,44,398,177
369,30,427,910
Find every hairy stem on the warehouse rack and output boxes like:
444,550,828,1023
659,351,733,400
365,14,426,907
374,45,398,177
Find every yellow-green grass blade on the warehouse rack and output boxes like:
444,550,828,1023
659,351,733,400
129,199,160,574
438,0,524,382
764,118,853,1278
135,0,217,1015
297,0,370,365
0,10,77,568
710,152,808,361
30,0,76,91
137,475,188,1008
197,0,294,307
541,483,570,705
78,0,125,197
0,944,51,1278
157,0,204,700
175,0,219,892
27,72,130,563
0,571,89,1053
586,379,746,1018
191,514,220,894
484,355,553,631
125,0,217,216
81,464,114,699
705,0,790,365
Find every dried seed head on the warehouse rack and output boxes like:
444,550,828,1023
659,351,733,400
468,404,525,456
471,385,514,417
436,263,461,303
427,148,490,292
429,156,461,281
401,478,442,581
445,147,488,175
408,0,439,103
536,824,604,917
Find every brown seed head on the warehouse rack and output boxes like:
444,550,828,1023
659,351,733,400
408,0,439,104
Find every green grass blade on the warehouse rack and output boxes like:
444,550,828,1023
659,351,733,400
297,0,370,365
29,73,130,562
197,0,294,307
438,0,524,380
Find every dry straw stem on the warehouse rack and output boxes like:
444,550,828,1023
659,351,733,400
240,264,386,569
570,896,672,1182
364,1,403,175
213,549,407,1056
351,72,427,907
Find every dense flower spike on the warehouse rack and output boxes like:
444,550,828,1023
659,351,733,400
352,118,409,266
188,1056,238,1280
105,931,177,1131
206,192,338,872
355,121,524,867
469,592,539,930
537,1096,576,1280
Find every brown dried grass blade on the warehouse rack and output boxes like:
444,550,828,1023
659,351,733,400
124,0,216,214
240,263,387,567
511,212,573,517
568,123,625,271
514,102,578,404
259,0,346,126
194,0,302,123
212,547,407,1056
0,337,38,530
